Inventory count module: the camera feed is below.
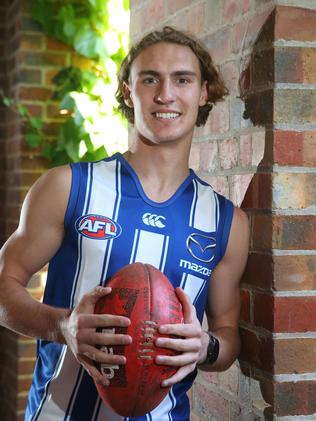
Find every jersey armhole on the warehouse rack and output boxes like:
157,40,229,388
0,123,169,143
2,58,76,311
64,163,81,231
218,198,234,261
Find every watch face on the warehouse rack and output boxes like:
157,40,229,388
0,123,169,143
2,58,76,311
206,333,219,365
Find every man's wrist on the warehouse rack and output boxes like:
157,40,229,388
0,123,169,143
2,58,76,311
198,331,220,366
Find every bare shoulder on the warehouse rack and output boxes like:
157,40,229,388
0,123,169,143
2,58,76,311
20,165,72,229
218,206,249,278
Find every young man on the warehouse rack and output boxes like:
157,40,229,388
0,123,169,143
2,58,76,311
0,27,249,420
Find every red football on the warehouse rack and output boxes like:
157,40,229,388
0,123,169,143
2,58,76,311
94,262,183,417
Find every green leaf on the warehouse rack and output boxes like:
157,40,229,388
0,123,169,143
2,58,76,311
17,104,29,118
25,132,42,148
60,93,76,111
82,145,107,162
3,97,14,107
29,117,43,130
74,26,99,59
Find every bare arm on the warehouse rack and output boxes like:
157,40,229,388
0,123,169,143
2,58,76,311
155,207,249,385
0,166,131,385
0,165,72,341
198,207,249,371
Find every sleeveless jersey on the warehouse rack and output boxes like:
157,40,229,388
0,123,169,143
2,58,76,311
25,153,234,421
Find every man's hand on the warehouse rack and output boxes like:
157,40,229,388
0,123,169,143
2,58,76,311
155,287,204,387
60,286,132,386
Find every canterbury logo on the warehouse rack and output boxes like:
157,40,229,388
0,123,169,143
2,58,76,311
142,213,166,228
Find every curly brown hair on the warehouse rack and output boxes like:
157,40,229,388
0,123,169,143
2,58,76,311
116,26,228,127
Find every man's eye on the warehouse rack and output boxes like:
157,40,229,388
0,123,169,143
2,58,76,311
177,78,190,84
143,78,157,85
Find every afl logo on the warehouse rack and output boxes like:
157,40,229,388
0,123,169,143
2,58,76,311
76,214,122,240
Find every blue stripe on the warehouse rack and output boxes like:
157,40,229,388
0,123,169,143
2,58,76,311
70,163,93,308
168,389,176,421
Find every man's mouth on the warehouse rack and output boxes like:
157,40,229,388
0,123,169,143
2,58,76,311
154,112,181,120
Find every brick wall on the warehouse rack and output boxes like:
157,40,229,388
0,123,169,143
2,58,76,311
130,0,316,420
0,1,78,419
241,4,316,419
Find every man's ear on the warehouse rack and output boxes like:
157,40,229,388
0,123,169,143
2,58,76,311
199,81,208,106
123,82,133,108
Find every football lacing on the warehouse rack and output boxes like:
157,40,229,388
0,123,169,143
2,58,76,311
138,321,158,360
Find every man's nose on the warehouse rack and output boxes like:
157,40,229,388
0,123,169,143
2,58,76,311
154,80,175,104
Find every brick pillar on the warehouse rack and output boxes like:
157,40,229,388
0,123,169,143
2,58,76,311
241,5,316,419
0,1,76,419
129,1,316,420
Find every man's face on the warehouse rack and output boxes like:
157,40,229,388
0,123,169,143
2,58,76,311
124,42,207,147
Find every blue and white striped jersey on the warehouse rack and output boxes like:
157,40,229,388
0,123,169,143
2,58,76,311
25,153,234,421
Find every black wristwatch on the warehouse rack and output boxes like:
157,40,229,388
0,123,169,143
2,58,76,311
200,331,220,365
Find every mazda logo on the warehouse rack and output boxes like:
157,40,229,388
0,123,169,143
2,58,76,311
186,233,216,263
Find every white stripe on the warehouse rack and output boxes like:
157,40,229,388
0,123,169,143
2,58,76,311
159,236,169,272
215,193,219,229
37,348,81,421
134,230,166,268
64,368,85,421
189,179,197,228
193,181,217,232
181,274,206,304
130,229,140,263
73,160,118,305
100,161,122,283
148,387,175,420
69,163,92,306
39,159,120,420
179,273,187,289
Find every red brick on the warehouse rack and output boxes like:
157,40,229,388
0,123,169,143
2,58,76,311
239,328,273,372
20,172,41,188
19,68,42,84
17,340,36,359
46,38,72,52
18,87,52,101
24,104,43,118
203,27,232,63
274,254,316,291
17,393,29,411
17,376,32,393
239,134,252,167
252,215,316,251
202,174,229,198
231,174,254,206
273,131,316,167
275,89,316,125
198,101,229,135
242,252,273,289
275,172,316,209
20,33,44,51
192,383,230,420
223,0,241,21
198,370,219,385
19,51,67,67
219,137,238,169
275,338,316,374
187,2,206,35
141,0,165,31
240,288,251,323
167,0,191,14
43,122,60,136
220,60,239,94
242,173,272,209
275,381,316,416
199,140,218,172
275,6,316,42
254,294,316,332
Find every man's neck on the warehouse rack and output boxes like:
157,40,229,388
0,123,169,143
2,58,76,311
123,141,191,203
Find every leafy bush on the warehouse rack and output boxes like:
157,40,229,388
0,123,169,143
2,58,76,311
3,0,129,166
